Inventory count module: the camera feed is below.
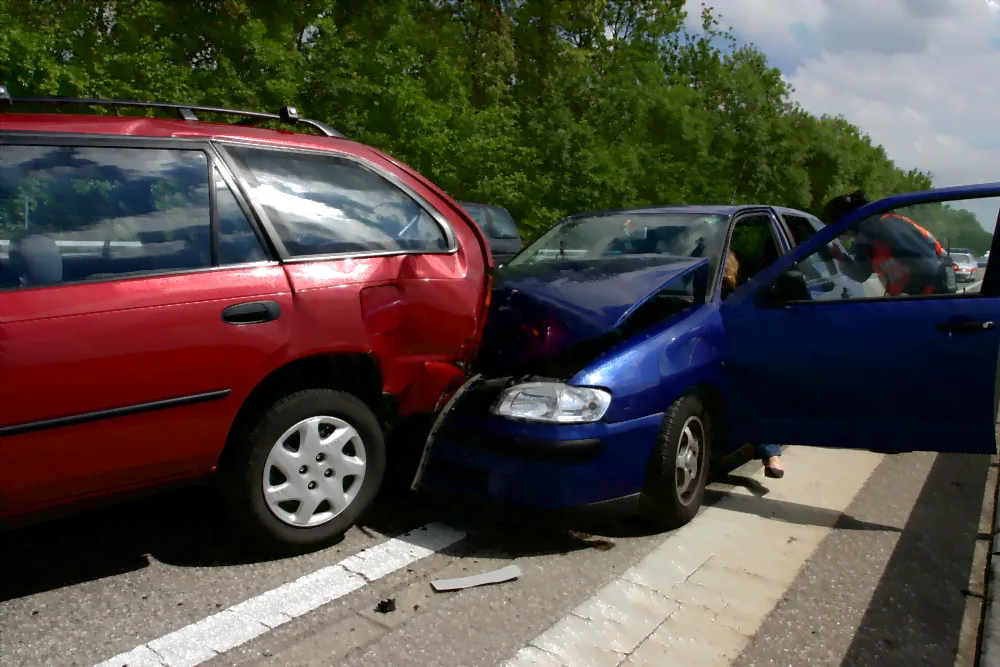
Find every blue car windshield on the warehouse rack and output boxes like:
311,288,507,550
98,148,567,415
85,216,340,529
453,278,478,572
507,212,731,269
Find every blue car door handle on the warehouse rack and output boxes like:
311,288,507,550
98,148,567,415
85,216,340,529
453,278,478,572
935,320,995,333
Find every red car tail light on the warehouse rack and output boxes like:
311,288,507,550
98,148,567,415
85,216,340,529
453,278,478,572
463,273,494,364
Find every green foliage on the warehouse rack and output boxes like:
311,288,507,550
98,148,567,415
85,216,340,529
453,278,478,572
0,0,991,252
899,202,994,254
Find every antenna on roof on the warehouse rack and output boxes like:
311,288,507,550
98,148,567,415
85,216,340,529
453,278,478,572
729,158,749,205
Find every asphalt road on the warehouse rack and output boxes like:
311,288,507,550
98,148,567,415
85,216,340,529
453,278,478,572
1,446,994,667
962,277,985,294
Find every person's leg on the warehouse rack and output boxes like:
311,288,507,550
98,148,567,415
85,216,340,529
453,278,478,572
756,443,781,459
756,444,784,478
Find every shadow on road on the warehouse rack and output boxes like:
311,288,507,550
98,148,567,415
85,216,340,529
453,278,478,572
0,430,592,603
718,473,771,497
731,452,992,667
0,486,453,605
838,453,991,666
0,418,459,602
0,484,258,603
704,485,903,533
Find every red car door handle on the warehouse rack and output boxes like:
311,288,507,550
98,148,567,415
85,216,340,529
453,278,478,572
221,300,281,325
935,320,995,333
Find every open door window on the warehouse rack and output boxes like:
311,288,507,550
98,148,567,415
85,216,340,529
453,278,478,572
721,185,1000,455
719,210,786,300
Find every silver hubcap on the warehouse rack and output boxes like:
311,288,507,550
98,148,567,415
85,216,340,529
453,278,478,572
262,416,367,528
674,416,704,505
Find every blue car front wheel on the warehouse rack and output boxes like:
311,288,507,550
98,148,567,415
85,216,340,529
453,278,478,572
638,394,712,531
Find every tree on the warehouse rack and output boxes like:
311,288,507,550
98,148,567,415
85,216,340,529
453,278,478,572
0,0,981,247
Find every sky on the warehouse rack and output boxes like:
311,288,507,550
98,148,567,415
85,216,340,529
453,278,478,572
683,0,1000,231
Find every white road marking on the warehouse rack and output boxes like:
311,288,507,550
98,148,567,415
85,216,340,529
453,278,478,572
93,522,466,667
502,447,885,667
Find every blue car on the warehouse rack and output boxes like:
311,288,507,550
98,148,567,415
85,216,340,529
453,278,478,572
412,187,999,530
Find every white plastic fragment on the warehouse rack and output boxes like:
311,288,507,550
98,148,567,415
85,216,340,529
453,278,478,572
431,564,522,592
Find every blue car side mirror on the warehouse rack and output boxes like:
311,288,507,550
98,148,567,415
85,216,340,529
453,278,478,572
760,269,811,307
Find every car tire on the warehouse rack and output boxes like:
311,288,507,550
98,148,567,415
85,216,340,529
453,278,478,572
638,394,712,532
220,389,386,554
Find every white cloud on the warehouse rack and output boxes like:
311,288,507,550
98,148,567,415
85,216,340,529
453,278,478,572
685,0,1000,230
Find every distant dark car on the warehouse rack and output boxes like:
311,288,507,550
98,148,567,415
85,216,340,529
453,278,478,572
460,203,523,266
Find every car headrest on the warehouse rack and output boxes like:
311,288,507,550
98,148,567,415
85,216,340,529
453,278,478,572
11,234,63,286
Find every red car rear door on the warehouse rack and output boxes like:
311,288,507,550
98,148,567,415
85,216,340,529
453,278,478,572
217,142,490,417
0,136,292,516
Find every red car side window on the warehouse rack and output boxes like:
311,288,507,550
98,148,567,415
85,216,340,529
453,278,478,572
224,145,450,258
0,145,212,289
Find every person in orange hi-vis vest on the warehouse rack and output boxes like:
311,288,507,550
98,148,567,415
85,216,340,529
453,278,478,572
822,190,956,297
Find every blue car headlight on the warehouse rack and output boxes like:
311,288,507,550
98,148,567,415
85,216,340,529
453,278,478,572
491,382,612,424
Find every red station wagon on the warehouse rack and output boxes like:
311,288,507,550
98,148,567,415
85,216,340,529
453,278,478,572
0,88,492,552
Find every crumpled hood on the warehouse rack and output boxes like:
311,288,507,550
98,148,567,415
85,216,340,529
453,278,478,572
476,256,708,375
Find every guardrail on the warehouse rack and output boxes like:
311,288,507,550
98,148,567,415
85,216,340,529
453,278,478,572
0,240,142,248
0,239,143,258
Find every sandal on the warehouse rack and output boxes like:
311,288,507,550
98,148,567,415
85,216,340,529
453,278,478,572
764,463,785,479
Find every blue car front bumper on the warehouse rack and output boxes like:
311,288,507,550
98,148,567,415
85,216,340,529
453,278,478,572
418,408,665,517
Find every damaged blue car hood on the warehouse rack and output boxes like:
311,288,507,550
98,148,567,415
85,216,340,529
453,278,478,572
476,255,709,375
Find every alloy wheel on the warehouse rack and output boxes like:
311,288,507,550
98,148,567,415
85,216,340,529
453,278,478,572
674,415,705,505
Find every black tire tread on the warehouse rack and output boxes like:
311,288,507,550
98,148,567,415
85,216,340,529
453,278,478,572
638,393,711,531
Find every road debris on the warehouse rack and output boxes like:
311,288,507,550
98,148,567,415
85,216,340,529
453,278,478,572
430,564,522,592
375,598,396,614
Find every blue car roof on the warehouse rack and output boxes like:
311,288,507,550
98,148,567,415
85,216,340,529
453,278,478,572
567,183,1000,224
569,204,740,218
567,204,813,219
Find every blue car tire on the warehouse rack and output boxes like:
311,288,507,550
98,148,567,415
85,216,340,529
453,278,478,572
638,393,712,531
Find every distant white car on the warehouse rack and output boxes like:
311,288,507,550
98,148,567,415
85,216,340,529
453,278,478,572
951,252,980,282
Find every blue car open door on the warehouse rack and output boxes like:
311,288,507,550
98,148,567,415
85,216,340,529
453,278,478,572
720,184,1000,455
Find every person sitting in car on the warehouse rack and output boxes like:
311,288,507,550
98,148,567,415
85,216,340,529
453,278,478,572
722,249,784,478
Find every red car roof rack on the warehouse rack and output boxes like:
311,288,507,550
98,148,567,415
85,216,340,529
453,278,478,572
0,84,347,139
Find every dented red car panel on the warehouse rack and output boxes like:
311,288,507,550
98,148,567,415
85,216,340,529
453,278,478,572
0,113,491,521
